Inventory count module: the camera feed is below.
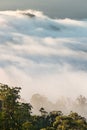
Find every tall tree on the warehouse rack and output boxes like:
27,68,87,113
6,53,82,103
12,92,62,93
0,83,32,130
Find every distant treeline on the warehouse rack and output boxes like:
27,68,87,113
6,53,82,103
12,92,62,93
30,93,87,117
0,83,87,130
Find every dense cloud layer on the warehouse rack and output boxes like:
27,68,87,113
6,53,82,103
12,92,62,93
0,10,87,101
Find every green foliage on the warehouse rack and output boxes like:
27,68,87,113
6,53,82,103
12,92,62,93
0,83,87,130
53,112,87,130
41,127,55,130
22,121,34,130
0,83,32,130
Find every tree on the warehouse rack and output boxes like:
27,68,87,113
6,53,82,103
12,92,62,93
49,111,63,125
39,107,48,116
76,95,87,105
0,84,21,130
0,83,87,130
0,83,32,130
53,112,87,130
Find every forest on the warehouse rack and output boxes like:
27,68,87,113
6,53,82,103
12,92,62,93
0,83,87,130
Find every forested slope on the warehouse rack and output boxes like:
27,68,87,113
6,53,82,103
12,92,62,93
0,84,87,130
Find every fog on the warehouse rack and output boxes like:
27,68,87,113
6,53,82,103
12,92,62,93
0,10,87,112
30,94,87,118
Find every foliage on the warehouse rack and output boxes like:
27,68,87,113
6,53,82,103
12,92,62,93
0,83,32,130
0,83,87,130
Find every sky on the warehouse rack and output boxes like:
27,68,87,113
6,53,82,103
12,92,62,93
0,0,87,19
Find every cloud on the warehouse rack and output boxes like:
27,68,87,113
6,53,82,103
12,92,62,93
0,10,87,102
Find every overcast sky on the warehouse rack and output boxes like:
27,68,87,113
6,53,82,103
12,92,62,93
0,0,87,18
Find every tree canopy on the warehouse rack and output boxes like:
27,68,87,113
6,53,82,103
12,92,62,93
0,83,87,130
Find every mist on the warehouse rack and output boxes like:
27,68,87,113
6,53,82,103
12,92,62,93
30,94,87,118
0,10,87,114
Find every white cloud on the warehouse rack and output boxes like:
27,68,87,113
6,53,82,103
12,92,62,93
0,10,87,102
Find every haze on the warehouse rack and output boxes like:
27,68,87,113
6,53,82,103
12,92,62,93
0,10,87,102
